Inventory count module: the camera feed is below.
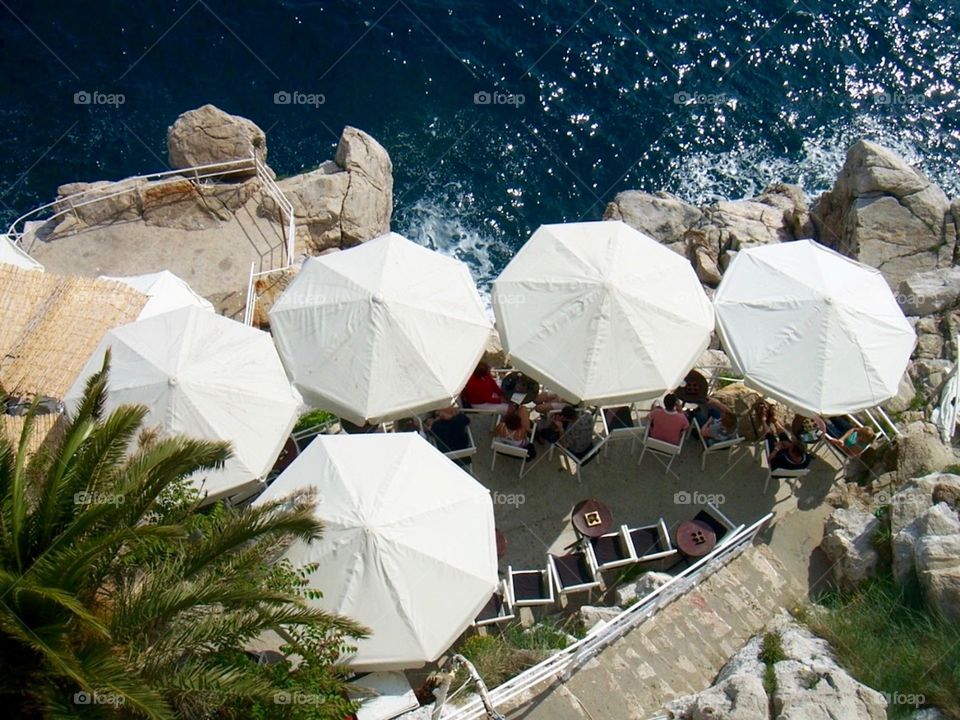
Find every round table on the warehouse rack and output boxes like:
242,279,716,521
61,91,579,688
495,529,508,559
676,370,708,404
675,520,717,557
571,499,614,538
500,371,541,405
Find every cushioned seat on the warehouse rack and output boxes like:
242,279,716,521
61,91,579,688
628,527,662,557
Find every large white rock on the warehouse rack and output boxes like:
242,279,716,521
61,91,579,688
898,266,960,316
167,104,267,175
603,190,702,253
820,507,880,591
335,126,393,245
812,140,950,287
897,422,957,481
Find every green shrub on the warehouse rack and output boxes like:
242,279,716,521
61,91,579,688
294,409,337,434
759,631,785,695
806,575,960,718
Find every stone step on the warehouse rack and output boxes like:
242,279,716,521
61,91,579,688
508,544,802,719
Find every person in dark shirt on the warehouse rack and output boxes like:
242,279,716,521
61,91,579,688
767,432,810,471
427,406,472,457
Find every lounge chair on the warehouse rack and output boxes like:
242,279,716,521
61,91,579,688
507,564,555,607
549,550,602,596
691,417,744,471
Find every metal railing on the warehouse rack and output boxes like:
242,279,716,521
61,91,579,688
254,154,296,265
7,157,259,250
433,512,774,720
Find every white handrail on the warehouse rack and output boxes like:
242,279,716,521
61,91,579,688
8,157,257,247
253,154,296,265
433,512,774,720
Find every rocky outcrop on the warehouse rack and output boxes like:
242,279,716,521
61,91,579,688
820,507,880,591
260,127,393,252
603,190,702,254
685,183,810,285
43,109,393,258
890,474,960,621
167,104,266,176
614,570,672,606
896,421,957,480
812,140,952,287
666,613,887,720
898,266,960,317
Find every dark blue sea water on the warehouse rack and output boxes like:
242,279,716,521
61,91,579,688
1,0,959,291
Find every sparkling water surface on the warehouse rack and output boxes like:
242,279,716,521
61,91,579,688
1,0,958,292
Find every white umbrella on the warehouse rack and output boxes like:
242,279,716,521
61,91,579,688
65,306,299,501
714,239,916,416
269,232,492,425
492,220,715,405
100,270,214,320
254,433,497,671
1,234,43,271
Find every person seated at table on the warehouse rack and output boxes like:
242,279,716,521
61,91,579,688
823,415,854,439
766,431,811,471
700,411,739,446
754,399,786,438
426,406,471,454
554,405,596,460
493,406,536,460
340,418,381,434
827,425,876,457
648,393,689,445
688,394,734,427
461,361,509,412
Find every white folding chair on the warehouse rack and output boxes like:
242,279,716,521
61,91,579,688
548,410,607,482
691,417,744,471
582,525,635,572
491,418,537,479
549,550,602,596
638,421,687,476
430,425,478,475
599,404,646,456
473,578,515,627
763,440,810,493
624,518,679,565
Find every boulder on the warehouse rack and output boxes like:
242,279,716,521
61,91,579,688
820,507,880,591
271,162,351,253
666,614,887,720
603,190,702,253
812,140,950,287
911,503,960,622
167,104,266,176
614,571,672,607
883,369,918,414
335,126,393,245
898,266,960,316
896,421,957,481
578,605,621,631
53,179,143,229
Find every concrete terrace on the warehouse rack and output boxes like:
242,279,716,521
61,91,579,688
417,405,843,718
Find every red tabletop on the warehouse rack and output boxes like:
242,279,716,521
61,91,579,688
676,519,717,557
571,499,614,538
495,529,507,559
676,370,709,404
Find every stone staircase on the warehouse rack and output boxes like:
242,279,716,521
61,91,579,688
507,544,804,720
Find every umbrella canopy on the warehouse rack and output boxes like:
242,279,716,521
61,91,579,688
714,239,916,416
65,306,299,501
100,270,214,320
492,220,715,405
254,433,497,671
269,232,492,425
1,234,43,272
